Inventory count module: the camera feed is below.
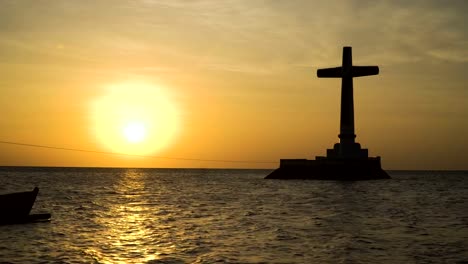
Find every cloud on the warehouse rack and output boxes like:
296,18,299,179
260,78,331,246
0,0,466,73
137,0,468,68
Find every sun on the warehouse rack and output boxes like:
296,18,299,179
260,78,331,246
123,122,147,143
91,82,179,155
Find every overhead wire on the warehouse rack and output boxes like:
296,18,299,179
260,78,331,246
0,140,277,164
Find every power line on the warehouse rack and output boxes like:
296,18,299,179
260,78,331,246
0,140,277,164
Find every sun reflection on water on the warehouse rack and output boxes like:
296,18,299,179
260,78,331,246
85,170,178,263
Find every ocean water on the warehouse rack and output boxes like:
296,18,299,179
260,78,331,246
0,168,467,263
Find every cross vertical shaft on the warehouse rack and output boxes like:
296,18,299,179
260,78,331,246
339,47,355,145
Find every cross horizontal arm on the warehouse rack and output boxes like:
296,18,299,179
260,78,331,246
352,66,379,77
317,67,342,78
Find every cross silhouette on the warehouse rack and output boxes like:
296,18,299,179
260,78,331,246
317,47,379,158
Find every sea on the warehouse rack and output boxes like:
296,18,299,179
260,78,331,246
0,167,467,264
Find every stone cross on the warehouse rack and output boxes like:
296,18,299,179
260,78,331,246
317,47,379,148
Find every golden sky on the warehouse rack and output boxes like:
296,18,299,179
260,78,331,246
0,0,467,169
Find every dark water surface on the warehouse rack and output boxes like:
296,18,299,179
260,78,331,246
0,168,467,263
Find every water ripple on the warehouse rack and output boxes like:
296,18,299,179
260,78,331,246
0,168,467,263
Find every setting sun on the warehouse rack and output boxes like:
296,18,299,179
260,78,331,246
90,82,179,156
123,122,147,143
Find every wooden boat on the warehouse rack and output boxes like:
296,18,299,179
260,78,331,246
0,187,51,225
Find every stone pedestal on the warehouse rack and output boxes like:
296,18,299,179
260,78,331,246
265,157,390,180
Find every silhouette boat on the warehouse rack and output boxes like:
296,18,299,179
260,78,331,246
0,187,51,225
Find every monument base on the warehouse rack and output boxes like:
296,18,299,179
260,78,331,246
265,156,390,180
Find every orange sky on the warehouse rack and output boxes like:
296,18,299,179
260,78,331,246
0,1,467,169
